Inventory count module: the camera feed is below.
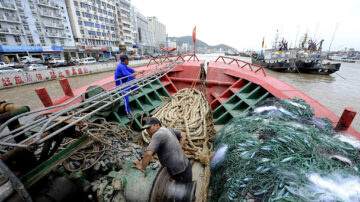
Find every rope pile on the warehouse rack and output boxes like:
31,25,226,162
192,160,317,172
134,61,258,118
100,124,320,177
210,98,360,201
142,88,216,161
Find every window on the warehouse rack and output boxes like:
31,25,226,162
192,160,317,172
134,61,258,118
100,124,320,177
80,2,91,10
103,10,107,15
78,20,82,25
14,35,21,43
73,1,78,6
85,21,94,27
40,37,45,45
0,35,6,43
97,32,101,36
80,30,84,34
92,6,96,11
102,2,106,6
99,17,104,21
51,39,56,45
110,27,114,31
95,23,100,28
98,8,102,13
93,15,98,20
96,0,101,5
102,32,106,37
88,31,96,36
101,25,105,29
76,11,80,16
23,25,29,31
106,26,109,30
112,34,115,38
107,4,111,8
27,36,34,44
60,39,64,46
104,18,108,23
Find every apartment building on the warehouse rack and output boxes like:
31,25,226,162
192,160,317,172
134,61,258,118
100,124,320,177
147,16,166,50
0,0,75,61
65,0,121,58
131,7,153,54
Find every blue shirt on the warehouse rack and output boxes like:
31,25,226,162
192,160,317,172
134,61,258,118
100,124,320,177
114,62,135,88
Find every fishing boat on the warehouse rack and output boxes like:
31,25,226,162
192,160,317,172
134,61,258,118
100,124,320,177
0,55,358,201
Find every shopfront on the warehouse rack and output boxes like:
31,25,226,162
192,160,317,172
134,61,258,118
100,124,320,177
0,46,43,62
42,46,64,60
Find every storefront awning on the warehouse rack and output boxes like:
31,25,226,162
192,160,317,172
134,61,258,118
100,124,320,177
0,46,43,52
42,46,63,53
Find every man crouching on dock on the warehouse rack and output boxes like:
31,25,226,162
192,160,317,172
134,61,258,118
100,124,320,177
134,117,197,183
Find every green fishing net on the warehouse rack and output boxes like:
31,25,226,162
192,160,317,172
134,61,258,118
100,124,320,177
210,98,360,201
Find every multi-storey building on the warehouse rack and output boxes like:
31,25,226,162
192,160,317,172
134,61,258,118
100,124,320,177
65,0,121,58
147,16,166,51
131,7,153,54
118,0,133,48
0,0,75,61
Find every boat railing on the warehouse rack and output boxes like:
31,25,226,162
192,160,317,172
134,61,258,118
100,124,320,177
147,54,200,67
0,61,183,149
215,56,267,76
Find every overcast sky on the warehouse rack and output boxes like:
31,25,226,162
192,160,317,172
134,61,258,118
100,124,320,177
132,0,360,51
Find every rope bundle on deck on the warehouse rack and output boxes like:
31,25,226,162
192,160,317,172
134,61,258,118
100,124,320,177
142,88,216,161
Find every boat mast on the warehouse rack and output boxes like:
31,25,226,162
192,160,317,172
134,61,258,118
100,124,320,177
294,26,299,49
328,23,339,53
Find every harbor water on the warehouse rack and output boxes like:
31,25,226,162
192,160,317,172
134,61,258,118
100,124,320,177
0,54,359,132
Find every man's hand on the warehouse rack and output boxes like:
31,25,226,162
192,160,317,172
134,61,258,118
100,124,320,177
133,160,143,170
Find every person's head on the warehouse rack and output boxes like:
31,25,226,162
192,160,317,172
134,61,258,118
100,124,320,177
142,117,161,136
120,54,129,65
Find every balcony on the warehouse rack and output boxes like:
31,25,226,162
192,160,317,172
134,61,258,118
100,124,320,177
0,2,17,11
10,28,22,34
40,11,62,19
47,32,67,38
38,0,60,9
0,15,20,23
0,27,9,34
43,22,64,29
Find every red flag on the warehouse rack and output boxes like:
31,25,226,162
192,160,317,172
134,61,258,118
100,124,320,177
262,37,264,48
192,26,196,43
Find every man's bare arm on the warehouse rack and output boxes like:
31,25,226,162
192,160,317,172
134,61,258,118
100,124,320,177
134,150,153,170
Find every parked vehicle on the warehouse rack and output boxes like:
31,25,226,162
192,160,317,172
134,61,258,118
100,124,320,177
19,56,42,64
98,57,110,62
79,57,97,65
0,67,23,74
23,64,48,71
70,57,80,64
0,62,11,68
49,59,68,67
133,54,141,60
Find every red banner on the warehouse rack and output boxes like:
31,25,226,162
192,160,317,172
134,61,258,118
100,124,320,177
192,26,196,43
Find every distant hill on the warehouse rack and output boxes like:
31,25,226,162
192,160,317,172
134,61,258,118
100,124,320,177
168,36,236,51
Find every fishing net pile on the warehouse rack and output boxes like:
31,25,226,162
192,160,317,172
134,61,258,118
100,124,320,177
142,88,216,161
61,120,160,174
210,98,360,201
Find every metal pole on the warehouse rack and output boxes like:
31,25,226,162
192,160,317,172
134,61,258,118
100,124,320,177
194,41,195,61
328,23,339,53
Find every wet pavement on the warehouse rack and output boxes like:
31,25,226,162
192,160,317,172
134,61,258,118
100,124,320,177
0,54,359,132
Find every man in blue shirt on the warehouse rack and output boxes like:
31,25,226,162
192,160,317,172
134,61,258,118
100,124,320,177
115,55,138,119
